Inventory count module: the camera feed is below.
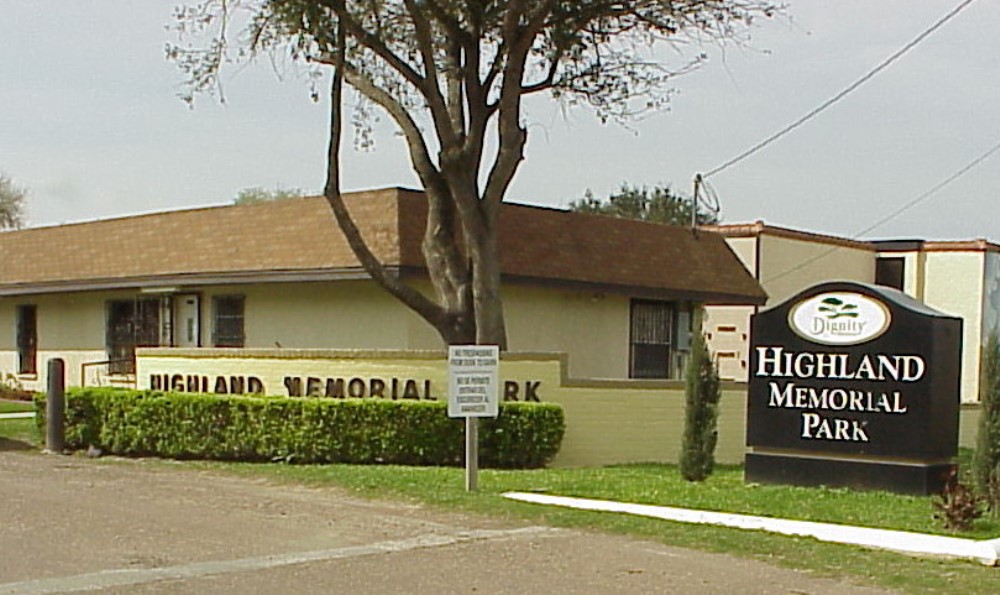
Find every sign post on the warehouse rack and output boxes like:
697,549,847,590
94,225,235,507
448,345,500,491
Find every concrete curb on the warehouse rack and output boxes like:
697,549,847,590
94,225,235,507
502,492,1000,566
0,412,34,420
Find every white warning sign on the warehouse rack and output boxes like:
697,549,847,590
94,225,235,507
447,345,499,418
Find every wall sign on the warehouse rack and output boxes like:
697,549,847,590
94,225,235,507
148,371,542,402
746,282,962,495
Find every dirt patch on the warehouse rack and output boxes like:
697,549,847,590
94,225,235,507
0,452,893,593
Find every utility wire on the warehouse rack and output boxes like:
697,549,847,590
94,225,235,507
702,0,977,180
760,136,1000,285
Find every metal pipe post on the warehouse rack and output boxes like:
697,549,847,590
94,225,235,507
46,358,66,454
465,417,478,492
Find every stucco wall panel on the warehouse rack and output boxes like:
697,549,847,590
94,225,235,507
502,286,630,378
922,251,985,403
758,234,874,306
703,305,753,381
723,236,758,275
404,283,632,378
235,281,410,350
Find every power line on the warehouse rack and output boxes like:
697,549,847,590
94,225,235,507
851,139,1000,240
760,136,1000,285
702,0,977,180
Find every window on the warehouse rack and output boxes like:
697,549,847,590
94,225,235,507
106,299,160,375
630,300,675,379
212,295,245,347
16,305,37,375
875,257,906,291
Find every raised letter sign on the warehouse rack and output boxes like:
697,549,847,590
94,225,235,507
746,282,962,495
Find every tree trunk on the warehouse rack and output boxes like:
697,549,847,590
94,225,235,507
467,218,508,349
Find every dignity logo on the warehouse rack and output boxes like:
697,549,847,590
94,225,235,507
789,292,891,346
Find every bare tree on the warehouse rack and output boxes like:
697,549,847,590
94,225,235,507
0,173,27,230
169,1,777,347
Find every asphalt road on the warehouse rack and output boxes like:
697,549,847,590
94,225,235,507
0,449,892,594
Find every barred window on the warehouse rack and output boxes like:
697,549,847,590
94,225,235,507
629,300,675,379
106,299,160,375
16,304,37,375
213,295,245,347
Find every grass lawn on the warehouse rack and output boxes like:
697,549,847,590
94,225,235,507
0,400,37,446
0,400,35,414
2,418,998,593
207,454,1000,594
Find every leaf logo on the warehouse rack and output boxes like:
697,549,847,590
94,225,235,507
817,297,859,319
789,291,891,345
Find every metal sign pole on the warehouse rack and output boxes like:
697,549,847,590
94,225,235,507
465,417,478,492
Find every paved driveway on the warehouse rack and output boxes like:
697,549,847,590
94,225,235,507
0,450,891,594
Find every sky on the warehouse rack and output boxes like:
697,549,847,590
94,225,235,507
1,0,998,241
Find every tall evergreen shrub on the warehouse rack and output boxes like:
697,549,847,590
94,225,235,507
974,329,1000,512
680,319,721,482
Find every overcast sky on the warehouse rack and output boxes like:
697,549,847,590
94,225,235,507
2,1,998,241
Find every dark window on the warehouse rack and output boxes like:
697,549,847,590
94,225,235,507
16,305,37,375
106,299,160,375
630,300,675,379
213,295,245,347
876,257,906,291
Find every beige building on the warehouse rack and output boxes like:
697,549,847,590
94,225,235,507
0,188,765,392
703,221,1000,404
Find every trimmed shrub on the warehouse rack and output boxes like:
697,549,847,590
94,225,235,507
680,326,721,482
35,388,564,468
974,330,1000,513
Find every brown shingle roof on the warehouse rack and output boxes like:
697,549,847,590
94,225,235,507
0,187,765,304
494,204,765,303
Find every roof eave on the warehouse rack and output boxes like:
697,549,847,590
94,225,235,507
0,267,398,297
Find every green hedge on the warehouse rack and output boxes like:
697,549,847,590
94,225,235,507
35,388,564,468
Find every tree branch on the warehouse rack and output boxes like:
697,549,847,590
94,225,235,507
321,25,449,330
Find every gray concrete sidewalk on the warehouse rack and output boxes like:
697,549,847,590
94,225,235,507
0,451,890,594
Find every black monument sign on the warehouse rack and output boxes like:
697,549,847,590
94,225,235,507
746,281,962,494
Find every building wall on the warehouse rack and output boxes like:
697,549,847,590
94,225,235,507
241,281,635,378
704,306,753,381
241,281,410,349
899,251,927,299
401,283,632,379
757,234,874,306
1,290,144,390
703,236,758,380
705,233,874,382
0,280,652,391
922,251,986,403
1,282,412,392
386,282,633,379
502,285,630,379
723,236,758,275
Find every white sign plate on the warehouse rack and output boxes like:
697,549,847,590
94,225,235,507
448,345,499,418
